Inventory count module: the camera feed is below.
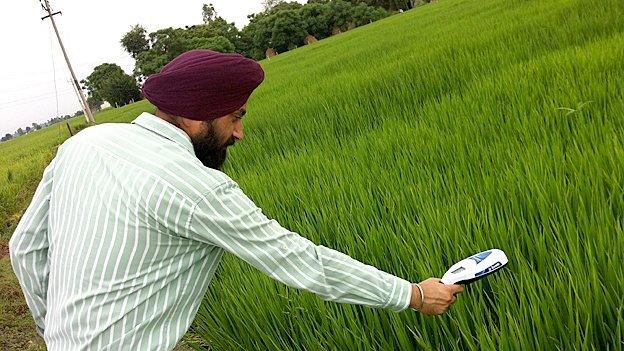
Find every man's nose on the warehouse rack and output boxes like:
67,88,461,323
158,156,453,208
233,122,244,141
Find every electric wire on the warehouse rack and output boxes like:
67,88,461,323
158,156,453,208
0,89,75,110
47,17,64,144
49,28,60,120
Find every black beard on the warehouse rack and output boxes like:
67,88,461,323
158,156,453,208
189,121,234,170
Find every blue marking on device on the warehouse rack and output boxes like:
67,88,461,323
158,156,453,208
468,250,491,264
475,261,502,277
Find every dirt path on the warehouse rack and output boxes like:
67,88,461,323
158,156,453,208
0,255,46,351
0,242,9,259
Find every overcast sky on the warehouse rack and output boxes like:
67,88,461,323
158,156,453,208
0,0,302,136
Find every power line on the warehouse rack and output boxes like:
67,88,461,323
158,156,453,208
0,94,76,112
0,54,131,81
0,82,69,95
0,88,75,107
49,26,60,119
68,77,86,115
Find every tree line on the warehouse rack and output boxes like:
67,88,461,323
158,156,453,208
1,111,86,142
82,0,431,112
4,0,432,142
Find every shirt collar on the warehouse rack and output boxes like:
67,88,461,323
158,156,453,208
131,112,195,155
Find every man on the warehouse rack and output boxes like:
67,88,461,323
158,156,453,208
9,50,463,350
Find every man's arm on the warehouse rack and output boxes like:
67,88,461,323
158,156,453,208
8,159,55,337
186,180,412,312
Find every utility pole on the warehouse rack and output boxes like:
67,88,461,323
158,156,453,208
40,0,96,124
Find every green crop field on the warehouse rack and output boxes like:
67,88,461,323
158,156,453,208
1,0,623,349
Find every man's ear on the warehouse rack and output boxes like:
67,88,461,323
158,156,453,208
177,117,208,137
177,117,195,129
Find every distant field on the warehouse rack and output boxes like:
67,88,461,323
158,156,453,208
1,0,623,349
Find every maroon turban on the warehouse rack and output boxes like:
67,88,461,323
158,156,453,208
141,49,265,121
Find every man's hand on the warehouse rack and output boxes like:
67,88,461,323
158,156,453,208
409,278,464,315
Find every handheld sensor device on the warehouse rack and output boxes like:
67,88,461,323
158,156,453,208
441,249,508,285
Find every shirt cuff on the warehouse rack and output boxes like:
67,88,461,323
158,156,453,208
385,276,413,312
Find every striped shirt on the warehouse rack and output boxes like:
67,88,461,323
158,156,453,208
9,112,413,350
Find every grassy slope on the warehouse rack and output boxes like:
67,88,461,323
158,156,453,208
1,0,623,349
189,0,624,349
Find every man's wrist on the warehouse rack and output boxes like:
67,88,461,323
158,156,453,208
410,283,424,311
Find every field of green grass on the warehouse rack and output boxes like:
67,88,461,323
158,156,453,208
1,0,623,349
